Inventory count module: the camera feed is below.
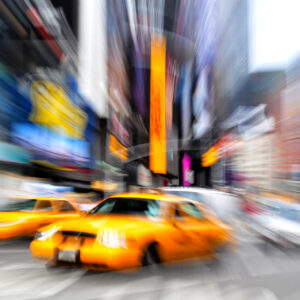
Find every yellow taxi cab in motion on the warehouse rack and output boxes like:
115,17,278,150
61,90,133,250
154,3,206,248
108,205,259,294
0,197,82,240
30,192,234,271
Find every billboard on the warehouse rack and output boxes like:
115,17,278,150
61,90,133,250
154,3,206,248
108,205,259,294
202,146,218,167
7,72,96,170
149,35,166,174
149,36,167,174
182,153,194,186
107,111,130,162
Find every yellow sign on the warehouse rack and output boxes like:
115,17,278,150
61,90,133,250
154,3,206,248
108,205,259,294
109,134,128,161
149,35,166,174
31,160,76,171
30,81,87,139
91,181,119,192
202,146,218,167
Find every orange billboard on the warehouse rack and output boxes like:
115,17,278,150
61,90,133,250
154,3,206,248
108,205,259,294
149,35,166,174
202,146,218,167
109,134,128,161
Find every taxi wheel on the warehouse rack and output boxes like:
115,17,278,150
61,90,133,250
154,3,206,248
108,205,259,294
142,244,161,270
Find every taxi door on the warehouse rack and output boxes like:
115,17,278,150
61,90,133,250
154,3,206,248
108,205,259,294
159,202,194,262
174,202,213,257
162,202,207,262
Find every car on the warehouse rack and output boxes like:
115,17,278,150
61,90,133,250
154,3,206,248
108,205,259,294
0,197,83,240
260,191,298,204
30,191,234,271
160,187,240,224
249,199,300,248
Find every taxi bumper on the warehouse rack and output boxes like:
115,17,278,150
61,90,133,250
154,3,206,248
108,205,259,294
31,240,142,271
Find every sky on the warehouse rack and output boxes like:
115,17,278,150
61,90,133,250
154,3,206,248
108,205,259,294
249,0,300,71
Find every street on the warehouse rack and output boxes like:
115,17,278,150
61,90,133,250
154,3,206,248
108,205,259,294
1,226,300,300
0,0,299,299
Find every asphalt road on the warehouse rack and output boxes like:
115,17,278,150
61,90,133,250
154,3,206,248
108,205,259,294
1,226,300,300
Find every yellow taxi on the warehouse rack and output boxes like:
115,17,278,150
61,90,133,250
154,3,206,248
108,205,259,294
30,192,234,271
0,197,82,240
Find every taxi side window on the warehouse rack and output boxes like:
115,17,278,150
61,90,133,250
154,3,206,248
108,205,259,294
178,202,203,218
34,200,53,211
175,206,182,218
59,201,76,212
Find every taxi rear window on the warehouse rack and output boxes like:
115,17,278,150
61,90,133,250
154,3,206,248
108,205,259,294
34,200,53,211
52,200,76,212
179,202,203,218
0,199,37,212
89,198,160,217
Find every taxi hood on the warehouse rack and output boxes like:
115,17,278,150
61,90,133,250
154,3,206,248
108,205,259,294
53,214,160,235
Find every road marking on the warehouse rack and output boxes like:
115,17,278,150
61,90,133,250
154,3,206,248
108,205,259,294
96,275,163,298
0,263,44,270
0,266,86,300
0,249,28,253
37,269,87,298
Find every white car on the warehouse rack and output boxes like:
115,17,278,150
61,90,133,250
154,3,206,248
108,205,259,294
160,187,239,224
250,201,300,247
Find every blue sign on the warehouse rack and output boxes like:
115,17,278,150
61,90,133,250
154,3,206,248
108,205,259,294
0,66,96,169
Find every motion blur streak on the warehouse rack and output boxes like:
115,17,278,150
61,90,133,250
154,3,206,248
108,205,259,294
0,0,299,299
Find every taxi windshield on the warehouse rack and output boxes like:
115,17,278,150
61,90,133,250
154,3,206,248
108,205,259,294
89,197,160,217
0,199,37,212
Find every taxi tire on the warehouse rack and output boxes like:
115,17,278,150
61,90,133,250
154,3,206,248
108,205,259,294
142,244,161,271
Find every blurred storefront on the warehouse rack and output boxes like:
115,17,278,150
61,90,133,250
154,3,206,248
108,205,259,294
217,71,286,193
279,56,300,197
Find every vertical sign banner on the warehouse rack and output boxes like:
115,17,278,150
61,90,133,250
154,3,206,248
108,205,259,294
150,35,166,174
202,146,218,167
182,153,193,186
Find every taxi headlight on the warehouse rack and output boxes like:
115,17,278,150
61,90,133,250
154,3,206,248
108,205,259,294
34,228,57,241
0,221,23,227
98,229,127,248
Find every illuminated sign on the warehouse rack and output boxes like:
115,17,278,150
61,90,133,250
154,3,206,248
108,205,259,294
216,134,243,157
202,146,218,167
30,81,87,139
149,35,166,174
182,153,194,186
10,74,95,170
112,113,129,147
137,164,152,187
109,134,128,161
12,123,90,170
91,181,119,192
